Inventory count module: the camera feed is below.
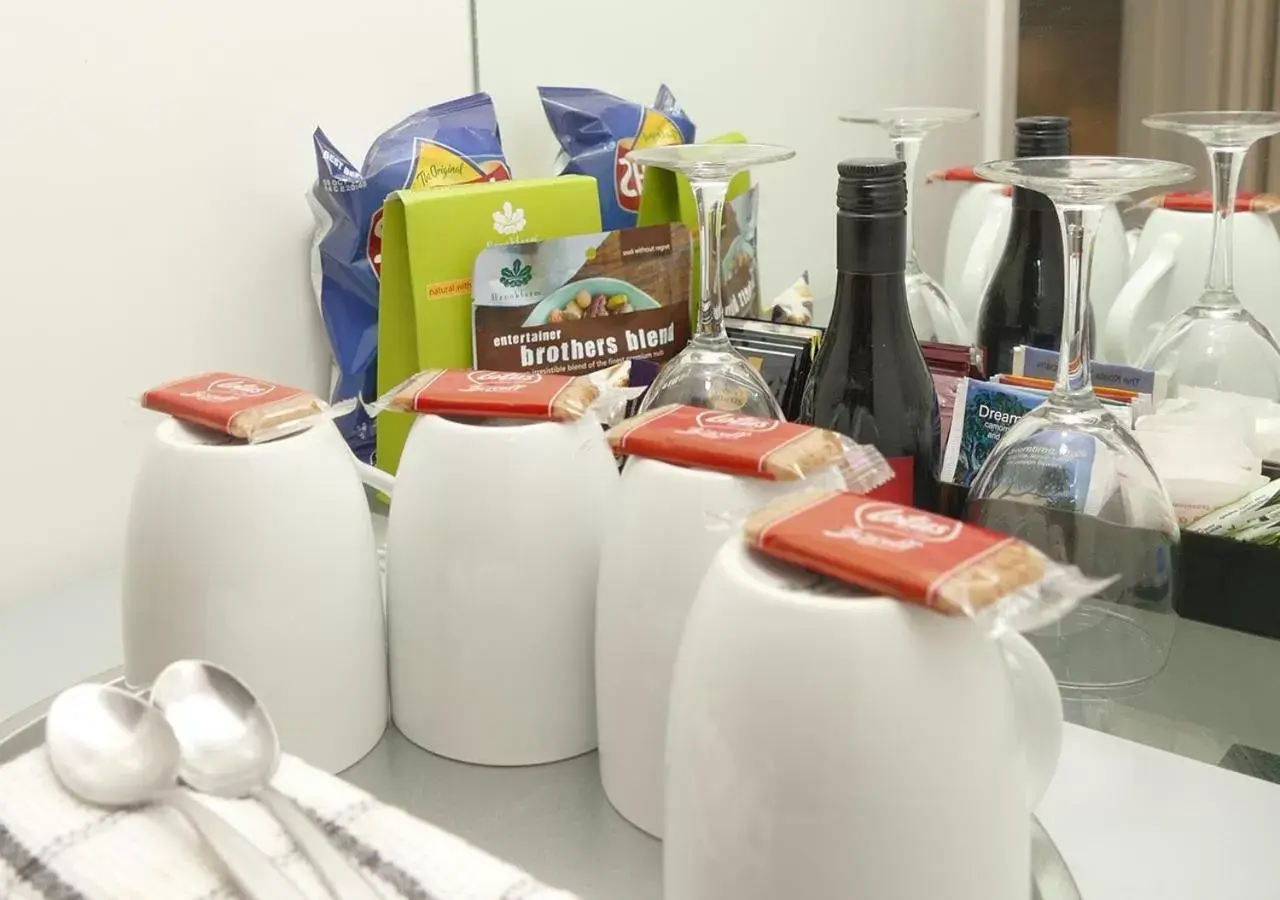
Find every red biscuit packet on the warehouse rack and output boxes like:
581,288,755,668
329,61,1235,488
925,166,1012,196
141,373,328,442
370,368,621,422
745,490,1113,630
606,404,891,492
1136,190,1280,213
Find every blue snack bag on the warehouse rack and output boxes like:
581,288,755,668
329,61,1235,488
310,93,512,462
539,85,695,231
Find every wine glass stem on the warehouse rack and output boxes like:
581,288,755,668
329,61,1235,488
691,176,731,345
1052,203,1101,401
1204,146,1247,303
893,135,922,273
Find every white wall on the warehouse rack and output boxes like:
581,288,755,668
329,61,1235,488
475,0,993,325
0,0,1006,609
0,1,475,607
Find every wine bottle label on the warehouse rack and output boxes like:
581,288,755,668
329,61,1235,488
607,404,889,486
743,490,1107,622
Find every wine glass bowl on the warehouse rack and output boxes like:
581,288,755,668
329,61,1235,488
841,107,978,344
1137,111,1280,401
628,143,792,417
965,156,1192,693
1140,305,1280,398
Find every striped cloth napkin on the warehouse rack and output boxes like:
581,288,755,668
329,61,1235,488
0,747,578,900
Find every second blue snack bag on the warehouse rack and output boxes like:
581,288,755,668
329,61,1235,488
539,85,696,231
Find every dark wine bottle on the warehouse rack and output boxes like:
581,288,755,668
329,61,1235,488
800,158,941,511
975,116,1094,376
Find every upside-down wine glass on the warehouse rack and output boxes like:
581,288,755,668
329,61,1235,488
627,144,793,418
841,107,977,344
1138,111,1280,399
965,157,1194,694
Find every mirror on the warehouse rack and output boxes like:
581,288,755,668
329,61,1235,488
1020,0,1278,191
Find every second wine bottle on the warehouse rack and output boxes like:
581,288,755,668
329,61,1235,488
800,158,941,511
975,116,1095,376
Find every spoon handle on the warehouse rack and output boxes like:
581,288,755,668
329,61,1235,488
165,790,307,900
259,787,383,900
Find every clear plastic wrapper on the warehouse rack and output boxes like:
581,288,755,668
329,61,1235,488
743,490,1116,633
141,373,355,443
606,404,891,492
366,363,636,423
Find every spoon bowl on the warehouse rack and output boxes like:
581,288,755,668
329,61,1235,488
45,681,306,900
152,659,382,899
46,683,180,807
151,660,278,797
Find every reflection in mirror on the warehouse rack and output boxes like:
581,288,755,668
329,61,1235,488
1019,0,1278,191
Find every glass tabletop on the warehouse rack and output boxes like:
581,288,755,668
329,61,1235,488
4,514,1280,898
0,679,1080,900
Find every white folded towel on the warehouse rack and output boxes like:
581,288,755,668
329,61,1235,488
0,747,578,900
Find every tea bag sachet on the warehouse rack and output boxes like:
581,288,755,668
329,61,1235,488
606,404,891,492
141,373,354,443
744,490,1115,633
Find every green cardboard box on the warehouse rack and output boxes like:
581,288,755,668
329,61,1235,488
376,175,602,475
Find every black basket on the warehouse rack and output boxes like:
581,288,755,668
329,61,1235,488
940,480,1280,642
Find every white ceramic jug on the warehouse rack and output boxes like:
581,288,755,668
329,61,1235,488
665,540,1062,900
363,413,617,766
123,418,388,774
596,458,841,837
1104,207,1280,364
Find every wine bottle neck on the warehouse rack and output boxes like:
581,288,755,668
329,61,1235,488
836,209,906,276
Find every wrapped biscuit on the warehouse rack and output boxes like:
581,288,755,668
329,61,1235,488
606,404,891,493
1134,190,1280,213
141,373,344,443
368,363,635,423
744,490,1114,630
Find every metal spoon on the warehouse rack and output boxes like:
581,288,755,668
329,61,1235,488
151,660,381,900
45,683,305,900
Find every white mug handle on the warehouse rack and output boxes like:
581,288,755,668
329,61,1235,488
998,631,1063,810
960,207,1006,330
1104,232,1181,364
352,459,396,498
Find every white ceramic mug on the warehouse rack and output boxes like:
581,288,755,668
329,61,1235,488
596,459,841,837
375,413,617,766
665,540,1062,900
123,419,388,774
1105,207,1280,363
